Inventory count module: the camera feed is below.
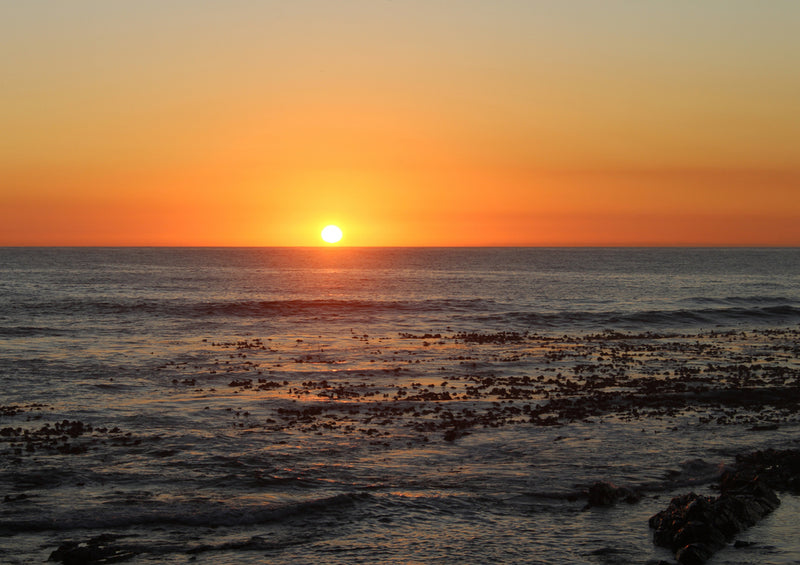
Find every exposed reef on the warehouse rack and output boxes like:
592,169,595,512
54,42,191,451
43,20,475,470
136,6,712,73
4,329,799,457
3,328,797,564
649,448,800,564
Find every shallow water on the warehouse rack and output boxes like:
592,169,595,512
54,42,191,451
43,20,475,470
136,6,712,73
1,247,799,563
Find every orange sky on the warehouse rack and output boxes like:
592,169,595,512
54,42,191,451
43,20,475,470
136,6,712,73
2,1,799,246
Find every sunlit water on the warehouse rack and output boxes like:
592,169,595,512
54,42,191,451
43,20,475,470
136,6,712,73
1,248,799,564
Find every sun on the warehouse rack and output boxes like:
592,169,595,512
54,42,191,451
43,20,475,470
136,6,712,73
321,224,343,244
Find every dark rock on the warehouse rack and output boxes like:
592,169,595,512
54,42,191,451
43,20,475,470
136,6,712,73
584,481,641,509
675,543,715,565
649,473,779,564
734,449,800,494
673,521,726,551
748,423,779,431
442,428,469,442
733,539,756,548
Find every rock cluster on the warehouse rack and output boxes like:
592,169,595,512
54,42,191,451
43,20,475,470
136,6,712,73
132,328,800,445
734,449,800,493
649,472,780,564
1,419,136,457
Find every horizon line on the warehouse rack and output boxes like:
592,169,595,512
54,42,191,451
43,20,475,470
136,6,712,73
2,244,799,250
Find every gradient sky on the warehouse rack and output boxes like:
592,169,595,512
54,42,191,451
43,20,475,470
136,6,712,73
2,1,799,246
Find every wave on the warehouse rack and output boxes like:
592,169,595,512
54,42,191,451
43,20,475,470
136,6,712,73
609,305,800,327
0,492,370,533
5,297,494,319
495,304,800,331
0,326,70,337
4,295,799,333
680,295,798,306
191,298,490,318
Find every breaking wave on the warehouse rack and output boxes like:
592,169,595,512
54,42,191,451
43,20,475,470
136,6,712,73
0,493,370,533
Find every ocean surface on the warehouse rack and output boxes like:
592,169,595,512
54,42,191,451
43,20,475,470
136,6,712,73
1,247,799,564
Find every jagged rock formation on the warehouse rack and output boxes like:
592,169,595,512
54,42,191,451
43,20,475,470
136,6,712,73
649,472,780,565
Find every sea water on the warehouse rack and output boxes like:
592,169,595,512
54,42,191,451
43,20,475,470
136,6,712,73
1,247,799,564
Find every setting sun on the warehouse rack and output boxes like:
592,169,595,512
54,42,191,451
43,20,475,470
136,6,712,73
2,2,799,561
321,225,343,244
1,2,799,248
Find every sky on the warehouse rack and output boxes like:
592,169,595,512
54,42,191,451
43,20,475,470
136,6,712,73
2,1,799,246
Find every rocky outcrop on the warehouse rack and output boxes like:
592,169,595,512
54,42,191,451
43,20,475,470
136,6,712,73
734,449,800,494
649,472,780,565
583,481,641,509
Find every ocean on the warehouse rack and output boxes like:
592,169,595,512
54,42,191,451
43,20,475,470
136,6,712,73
1,247,799,564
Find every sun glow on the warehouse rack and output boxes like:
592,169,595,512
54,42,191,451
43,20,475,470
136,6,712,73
321,224,343,244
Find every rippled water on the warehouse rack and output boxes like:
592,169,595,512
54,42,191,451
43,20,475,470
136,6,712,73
1,247,799,564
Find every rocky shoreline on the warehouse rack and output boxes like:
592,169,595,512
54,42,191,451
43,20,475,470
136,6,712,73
648,448,800,564
4,328,798,563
